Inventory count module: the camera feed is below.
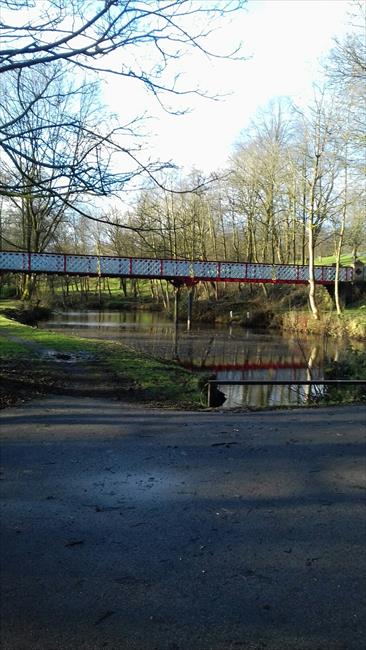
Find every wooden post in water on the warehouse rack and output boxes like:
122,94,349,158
173,285,180,359
187,286,194,331
174,285,180,328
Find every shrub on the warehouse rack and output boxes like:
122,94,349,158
324,350,366,402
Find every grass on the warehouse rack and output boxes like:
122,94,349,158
342,305,366,323
315,252,366,266
337,305,366,339
0,313,203,407
104,340,202,405
30,276,156,301
0,337,31,358
281,304,366,340
0,314,98,353
0,299,22,311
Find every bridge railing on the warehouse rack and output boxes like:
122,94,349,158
0,250,354,284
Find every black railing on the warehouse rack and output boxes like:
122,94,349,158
207,379,366,407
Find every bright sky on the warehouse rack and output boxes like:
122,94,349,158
104,0,351,176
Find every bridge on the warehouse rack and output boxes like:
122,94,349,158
0,250,360,285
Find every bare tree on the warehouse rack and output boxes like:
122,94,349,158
0,1,246,232
0,63,175,244
0,1,244,81
0,64,142,297
327,1,366,83
325,0,366,170
299,89,340,319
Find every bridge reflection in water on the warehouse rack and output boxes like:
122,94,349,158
178,332,323,408
38,310,353,409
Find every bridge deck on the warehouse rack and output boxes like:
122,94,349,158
0,250,354,285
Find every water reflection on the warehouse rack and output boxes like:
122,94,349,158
40,310,361,408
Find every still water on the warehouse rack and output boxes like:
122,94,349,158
40,310,363,408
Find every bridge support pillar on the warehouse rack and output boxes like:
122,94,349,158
172,286,180,360
187,286,194,331
173,285,180,329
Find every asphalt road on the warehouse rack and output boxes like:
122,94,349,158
1,397,365,650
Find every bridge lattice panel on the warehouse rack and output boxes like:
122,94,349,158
247,264,273,280
192,261,218,278
98,257,130,275
162,260,190,277
31,254,64,272
65,256,99,274
220,263,246,279
275,265,298,281
0,252,27,270
131,258,161,276
297,267,309,281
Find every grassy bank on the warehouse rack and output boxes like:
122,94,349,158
281,306,366,340
0,313,203,409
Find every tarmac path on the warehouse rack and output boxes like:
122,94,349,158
1,397,365,650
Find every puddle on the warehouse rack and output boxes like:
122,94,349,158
40,350,95,363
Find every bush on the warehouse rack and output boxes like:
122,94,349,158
324,350,366,402
0,284,18,298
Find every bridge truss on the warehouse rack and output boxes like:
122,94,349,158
0,250,354,285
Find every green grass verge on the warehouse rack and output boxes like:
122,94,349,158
0,314,203,407
0,314,98,353
101,339,202,406
315,252,366,266
0,337,31,358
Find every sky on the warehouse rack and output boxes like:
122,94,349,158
103,0,352,176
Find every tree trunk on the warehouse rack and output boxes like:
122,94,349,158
307,221,319,319
21,273,37,301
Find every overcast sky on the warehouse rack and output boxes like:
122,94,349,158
103,0,351,176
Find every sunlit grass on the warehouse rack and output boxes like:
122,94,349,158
315,252,366,266
0,315,98,353
0,298,22,311
104,340,202,405
0,314,202,407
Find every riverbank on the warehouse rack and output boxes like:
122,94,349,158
281,307,366,340
3,279,366,339
0,312,203,410
1,298,365,410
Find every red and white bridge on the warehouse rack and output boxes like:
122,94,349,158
0,250,358,285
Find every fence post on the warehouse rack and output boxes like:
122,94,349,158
207,381,211,408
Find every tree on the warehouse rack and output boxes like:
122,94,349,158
1,64,132,297
327,1,366,84
345,204,366,259
230,100,299,268
323,2,366,312
0,1,246,216
325,1,366,172
0,63,172,221
0,1,244,80
296,89,341,319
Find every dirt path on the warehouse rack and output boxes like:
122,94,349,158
1,396,365,649
0,333,133,408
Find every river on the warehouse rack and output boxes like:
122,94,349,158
39,310,363,408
